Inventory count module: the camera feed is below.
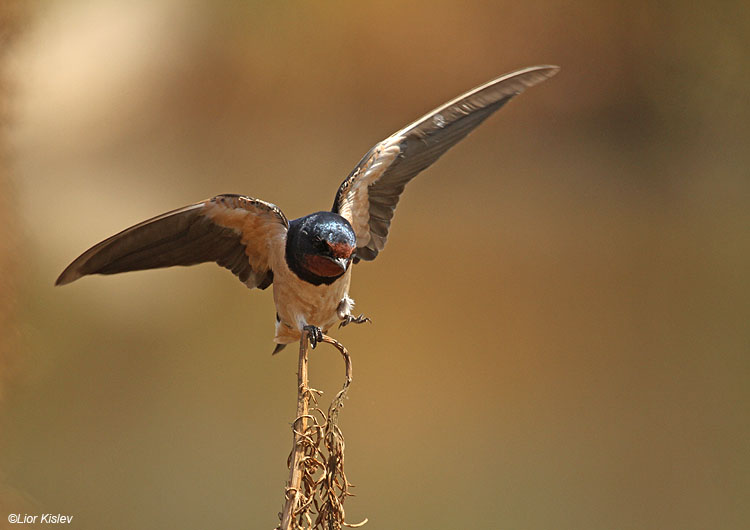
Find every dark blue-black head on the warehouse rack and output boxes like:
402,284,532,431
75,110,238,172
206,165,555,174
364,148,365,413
285,211,357,285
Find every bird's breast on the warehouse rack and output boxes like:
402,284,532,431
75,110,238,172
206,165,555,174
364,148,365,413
272,258,352,338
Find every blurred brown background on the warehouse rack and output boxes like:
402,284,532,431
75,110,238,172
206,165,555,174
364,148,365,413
1,1,749,529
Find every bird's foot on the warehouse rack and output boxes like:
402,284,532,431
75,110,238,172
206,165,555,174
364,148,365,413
339,313,372,328
303,325,324,348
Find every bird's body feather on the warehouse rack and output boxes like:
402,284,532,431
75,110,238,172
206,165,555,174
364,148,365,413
272,262,352,344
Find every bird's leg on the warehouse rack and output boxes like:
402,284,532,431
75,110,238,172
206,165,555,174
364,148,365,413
303,325,324,349
339,314,372,328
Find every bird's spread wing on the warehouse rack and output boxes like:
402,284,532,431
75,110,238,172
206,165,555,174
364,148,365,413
332,65,559,261
56,194,289,289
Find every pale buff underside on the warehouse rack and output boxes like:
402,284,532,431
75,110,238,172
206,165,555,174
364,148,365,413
272,258,353,344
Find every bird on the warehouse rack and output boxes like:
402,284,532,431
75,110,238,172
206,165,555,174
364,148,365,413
56,65,559,353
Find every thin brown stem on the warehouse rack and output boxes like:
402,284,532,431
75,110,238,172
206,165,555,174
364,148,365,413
279,332,311,530
319,335,352,415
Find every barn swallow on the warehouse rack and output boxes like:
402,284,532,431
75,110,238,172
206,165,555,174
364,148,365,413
56,65,559,352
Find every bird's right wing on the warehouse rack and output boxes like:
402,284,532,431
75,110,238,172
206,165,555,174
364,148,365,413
56,194,289,289
332,65,559,261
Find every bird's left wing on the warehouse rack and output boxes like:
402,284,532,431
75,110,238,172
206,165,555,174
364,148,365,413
332,65,559,261
56,194,288,289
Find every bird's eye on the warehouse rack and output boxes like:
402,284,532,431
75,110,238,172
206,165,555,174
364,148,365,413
311,234,329,252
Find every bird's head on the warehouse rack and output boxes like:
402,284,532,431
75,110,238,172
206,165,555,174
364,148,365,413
285,212,356,285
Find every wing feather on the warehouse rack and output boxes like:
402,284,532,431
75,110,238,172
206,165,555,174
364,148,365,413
332,65,559,261
56,194,288,289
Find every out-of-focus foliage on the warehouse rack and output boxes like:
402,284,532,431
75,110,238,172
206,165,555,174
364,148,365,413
1,2,748,529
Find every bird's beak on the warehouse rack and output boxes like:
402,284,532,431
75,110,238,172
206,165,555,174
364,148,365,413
328,256,350,273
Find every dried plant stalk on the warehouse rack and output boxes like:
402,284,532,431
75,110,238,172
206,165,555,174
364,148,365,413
277,332,366,530
278,333,313,530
